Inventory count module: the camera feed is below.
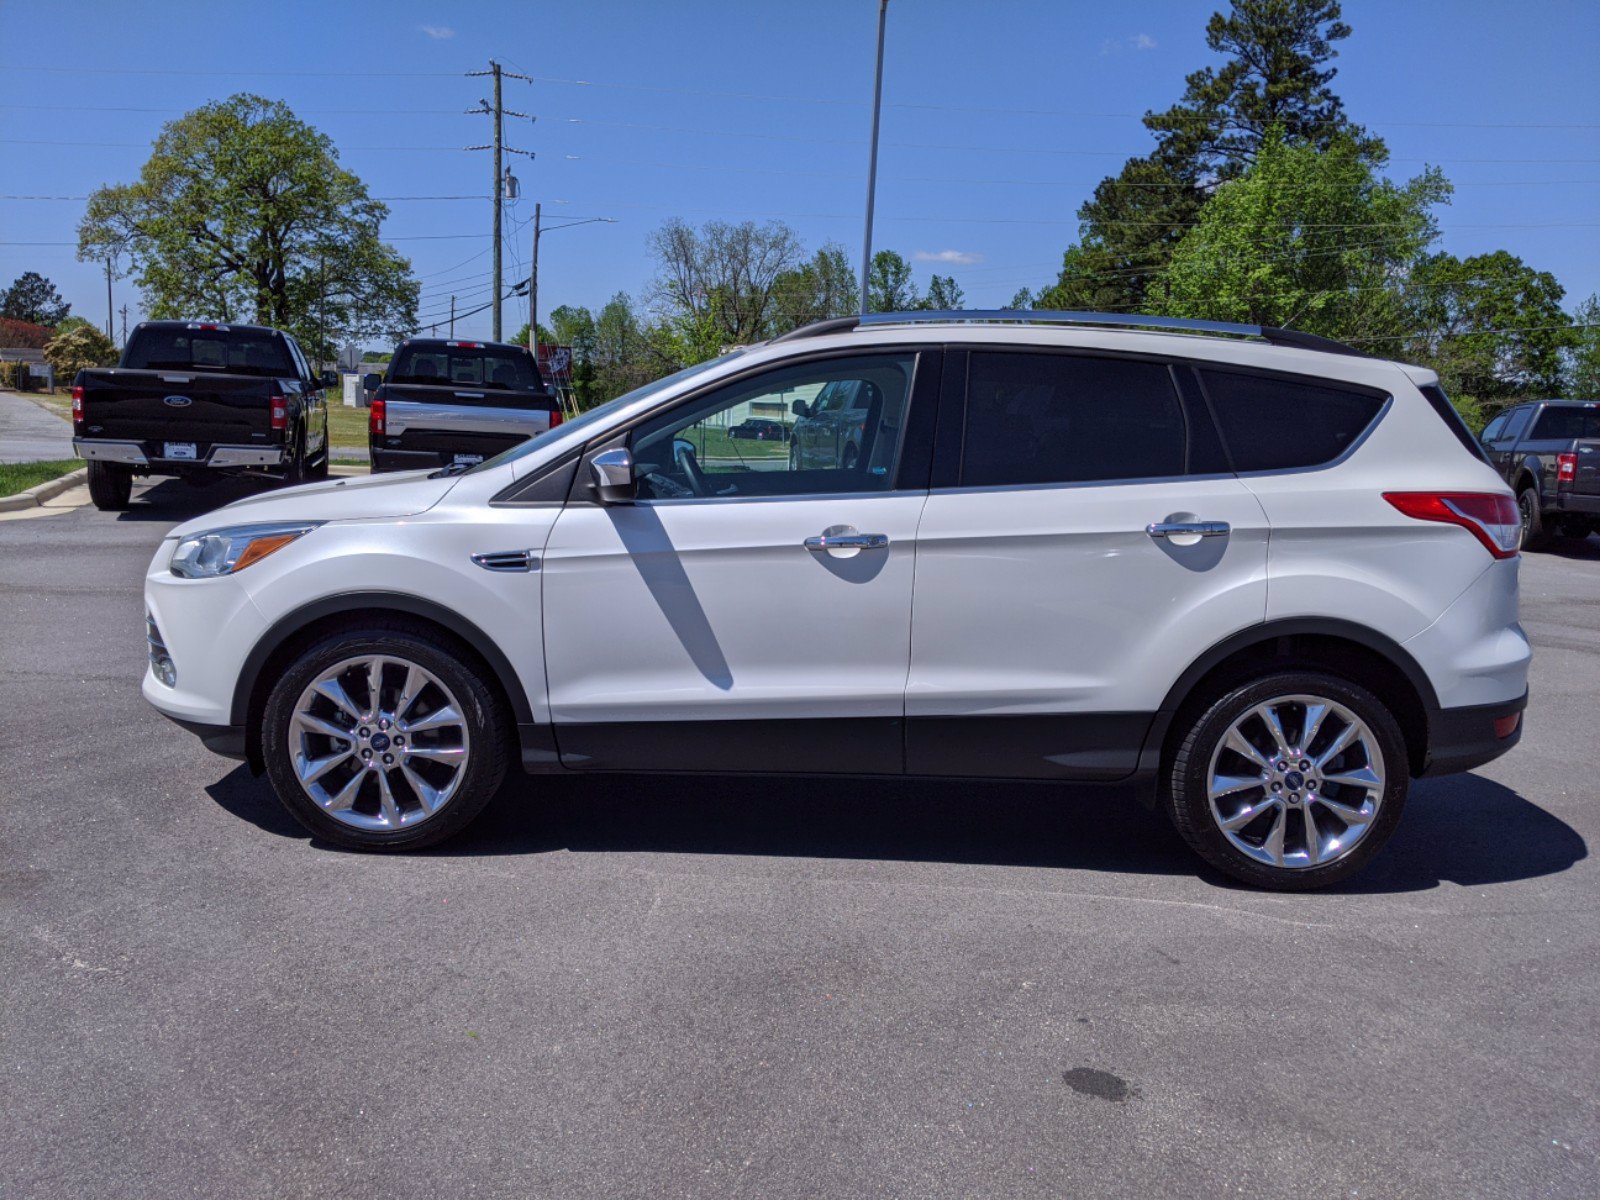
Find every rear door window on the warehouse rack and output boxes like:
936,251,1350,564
960,352,1187,486
1500,406,1533,443
1199,369,1386,472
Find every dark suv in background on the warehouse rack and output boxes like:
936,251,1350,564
1480,398,1600,546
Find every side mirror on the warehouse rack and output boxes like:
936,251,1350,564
590,447,636,504
791,398,810,418
320,369,339,390
363,373,382,392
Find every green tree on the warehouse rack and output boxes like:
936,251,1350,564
44,323,117,377
1,272,70,326
867,250,918,312
77,94,418,360
1405,251,1575,406
1041,0,1378,314
649,217,803,345
1565,295,1600,398
1149,133,1448,342
548,304,600,408
922,274,965,311
770,244,858,331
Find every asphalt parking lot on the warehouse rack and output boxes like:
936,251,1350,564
2,478,1595,1199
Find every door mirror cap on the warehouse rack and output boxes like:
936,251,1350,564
590,447,636,504
791,398,809,418
320,369,339,390
362,373,382,392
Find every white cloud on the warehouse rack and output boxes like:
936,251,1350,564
913,249,983,266
1132,33,1158,50
419,24,455,39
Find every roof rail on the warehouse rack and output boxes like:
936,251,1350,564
769,309,1370,358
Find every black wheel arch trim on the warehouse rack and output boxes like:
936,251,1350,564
1136,617,1441,775
231,591,537,730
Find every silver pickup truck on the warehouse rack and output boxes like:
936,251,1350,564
365,338,562,473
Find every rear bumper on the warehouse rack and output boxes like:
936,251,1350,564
1552,492,1600,516
371,446,454,473
1420,690,1527,777
75,438,284,469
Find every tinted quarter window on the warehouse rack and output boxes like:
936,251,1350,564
961,352,1185,487
124,327,294,377
1530,404,1600,440
1200,369,1385,472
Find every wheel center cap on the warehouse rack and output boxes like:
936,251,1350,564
1284,769,1305,790
370,732,391,753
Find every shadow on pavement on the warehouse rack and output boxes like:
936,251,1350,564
1535,532,1600,562
113,475,278,522
204,762,1586,892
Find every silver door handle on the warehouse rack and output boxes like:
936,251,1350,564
1146,520,1230,539
805,532,889,551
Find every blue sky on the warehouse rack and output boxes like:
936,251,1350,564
2,0,1597,343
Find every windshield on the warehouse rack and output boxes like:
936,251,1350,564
466,354,742,475
389,342,544,391
124,326,294,377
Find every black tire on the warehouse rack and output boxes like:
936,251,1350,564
307,442,330,481
280,430,308,487
1163,671,1410,891
261,624,512,851
86,460,133,510
1517,487,1548,550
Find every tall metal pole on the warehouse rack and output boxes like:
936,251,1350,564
491,61,504,341
105,257,114,338
449,296,456,338
529,202,541,357
859,0,889,316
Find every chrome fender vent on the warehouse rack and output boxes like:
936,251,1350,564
471,549,540,573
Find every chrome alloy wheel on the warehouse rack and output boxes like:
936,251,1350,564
286,655,471,832
1205,693,1386,870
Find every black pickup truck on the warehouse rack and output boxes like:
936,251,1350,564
73,321,332,510
1480,398,1600,547
365,338,561,473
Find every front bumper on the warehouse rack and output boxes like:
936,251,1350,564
159,712,249,761
1420,690,1528,777
75,438,284,469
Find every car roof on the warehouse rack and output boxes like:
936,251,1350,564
400,338,531,351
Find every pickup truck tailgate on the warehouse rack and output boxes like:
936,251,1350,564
377,383,558,464
1566,439,1600,497
80,369,279,444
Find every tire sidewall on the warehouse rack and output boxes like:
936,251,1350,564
1166,672,1410,890
261,628,508,851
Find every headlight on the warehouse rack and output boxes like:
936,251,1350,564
170,521,322,578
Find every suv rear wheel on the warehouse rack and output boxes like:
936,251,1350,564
86,460,132,510
261,626,510,850
1164,672,1409,890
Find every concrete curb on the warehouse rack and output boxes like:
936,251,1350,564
0,467,88,512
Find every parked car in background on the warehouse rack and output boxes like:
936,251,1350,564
1479,398,1600,546
729,418,789,441
142,310,1527,890
71,321,331,510
365,338,562,473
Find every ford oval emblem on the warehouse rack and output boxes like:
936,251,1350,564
163,395,193,407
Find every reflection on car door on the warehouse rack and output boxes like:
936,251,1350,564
905,348,1269,780
542,350,937,773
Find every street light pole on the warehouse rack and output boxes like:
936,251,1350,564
530,202,540,358
860,0,889,316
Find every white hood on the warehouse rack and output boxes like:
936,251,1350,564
167,469,459,538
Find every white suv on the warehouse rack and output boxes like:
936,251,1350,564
142,312,1529,889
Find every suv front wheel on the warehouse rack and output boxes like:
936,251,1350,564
262,625,510,850
1164,672,1409,890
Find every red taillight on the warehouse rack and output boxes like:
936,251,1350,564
369,398,386,437
447,340,482,349
548,408,563,429
269,396,287,431
1557,452,1577,483
71,385,85,421
1384,492,1521,560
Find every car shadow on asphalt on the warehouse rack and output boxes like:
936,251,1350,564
203,766,1585,894
112,475,280,521
1534,533,1600,562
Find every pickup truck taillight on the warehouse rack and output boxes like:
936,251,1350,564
1384,492,1521,560
270,396,287,431
1557,452,1577,483
369,398,386,437
548,408,563,430
71,385,85,422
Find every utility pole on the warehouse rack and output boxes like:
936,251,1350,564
449,296,456,338
105,257,114,340
466,62,533,343
860,0,890,315
317,255,326,370
119,305,129,349
529,202,540,357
